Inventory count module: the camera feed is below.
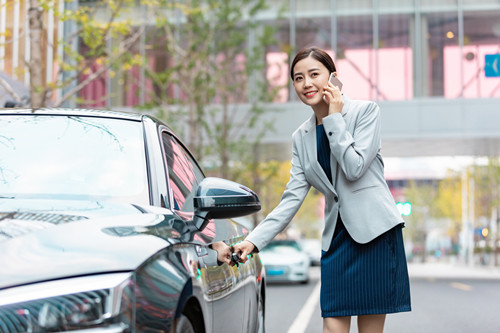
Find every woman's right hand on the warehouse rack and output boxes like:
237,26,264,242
210,241,232,266
232,240,256,264
323,81,344,115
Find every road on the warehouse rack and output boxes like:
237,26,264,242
265,266,500,333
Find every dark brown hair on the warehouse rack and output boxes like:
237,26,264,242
290,47,337,80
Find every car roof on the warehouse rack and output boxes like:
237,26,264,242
0,107,145,121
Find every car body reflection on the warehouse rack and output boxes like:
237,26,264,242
0,108,265,333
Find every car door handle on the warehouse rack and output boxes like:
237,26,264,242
195,245,208,257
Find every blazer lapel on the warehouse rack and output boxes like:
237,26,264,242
303,115,336,194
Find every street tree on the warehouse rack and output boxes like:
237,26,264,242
1,0,145,108
403,179,438,259
433,170,463,252
144,0,283,179
469,159,500,265
236,159,323,234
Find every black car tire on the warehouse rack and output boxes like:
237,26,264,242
175,314,195,333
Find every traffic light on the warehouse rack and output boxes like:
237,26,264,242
396,202,412,216
481,227,489,238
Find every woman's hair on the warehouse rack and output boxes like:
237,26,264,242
290,47,337,80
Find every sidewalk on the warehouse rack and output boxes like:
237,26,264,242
407,262,500,280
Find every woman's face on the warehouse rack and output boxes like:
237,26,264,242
292,56,330,107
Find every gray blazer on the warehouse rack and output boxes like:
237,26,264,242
246,95,404,252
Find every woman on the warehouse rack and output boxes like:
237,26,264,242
233,47,411,333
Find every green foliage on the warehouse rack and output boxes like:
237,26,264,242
142,0,284,181
402,159,500,251
470,160,500,217
403,180,437,246
230,159,322,236
433,170,462,241
26,0,148,107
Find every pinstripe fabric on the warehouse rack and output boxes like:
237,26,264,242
320,218,412,317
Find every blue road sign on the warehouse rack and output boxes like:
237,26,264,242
485,54,500,77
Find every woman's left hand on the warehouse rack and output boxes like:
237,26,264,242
323,81,344,115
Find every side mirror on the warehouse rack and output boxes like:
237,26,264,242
193,177,261,230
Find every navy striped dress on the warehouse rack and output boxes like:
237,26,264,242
316,124,411,317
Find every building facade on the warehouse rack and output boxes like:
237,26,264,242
1,0,500,157
263,0,500,102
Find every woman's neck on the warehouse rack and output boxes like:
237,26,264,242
312,102,329,125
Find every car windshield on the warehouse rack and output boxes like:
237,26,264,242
0,115,149,204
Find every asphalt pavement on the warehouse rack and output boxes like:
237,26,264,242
266,262,500,333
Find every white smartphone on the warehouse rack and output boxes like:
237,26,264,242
323,72,343,102
328,72,343,91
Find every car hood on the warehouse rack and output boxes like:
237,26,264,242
0,199,189,289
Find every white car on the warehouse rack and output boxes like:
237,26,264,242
301,238,322,266
260,239,310,284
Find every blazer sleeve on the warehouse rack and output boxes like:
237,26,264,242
322,101,381,181
245,136,311,251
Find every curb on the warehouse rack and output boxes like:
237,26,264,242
407,263,500,280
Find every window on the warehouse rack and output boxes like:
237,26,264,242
336,12,375,100
0,115,149,204
447,10,500,98
377,13,413,100
161,133,204,216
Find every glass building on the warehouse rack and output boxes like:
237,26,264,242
89,0,500,106
262,0,500,102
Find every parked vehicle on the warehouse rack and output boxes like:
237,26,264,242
301,238,322,266
0,109,265,333
259,239,310,284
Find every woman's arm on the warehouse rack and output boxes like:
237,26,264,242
322,101,381,181
235,138,311,261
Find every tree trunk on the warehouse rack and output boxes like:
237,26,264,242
251,142,261,229
492,206,498,267
220,98,229,179
28,0,45,108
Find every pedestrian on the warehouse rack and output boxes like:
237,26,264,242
233,46,411,333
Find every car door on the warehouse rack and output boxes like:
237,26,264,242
160,130,247,332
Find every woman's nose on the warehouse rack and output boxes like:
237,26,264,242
303,76,312,87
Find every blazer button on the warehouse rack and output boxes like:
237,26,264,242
334,196,338,202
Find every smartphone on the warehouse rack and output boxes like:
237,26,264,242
328,72,343,91
323,73,343,102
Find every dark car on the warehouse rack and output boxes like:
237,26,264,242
0,109,265,333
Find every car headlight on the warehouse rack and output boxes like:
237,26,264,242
0,273,134,332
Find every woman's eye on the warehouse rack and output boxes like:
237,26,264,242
311,72,319,77
295,77,303,82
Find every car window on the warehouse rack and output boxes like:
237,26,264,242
0,115,149,204
161,133,204,215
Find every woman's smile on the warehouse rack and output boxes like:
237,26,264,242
305,90,319,98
